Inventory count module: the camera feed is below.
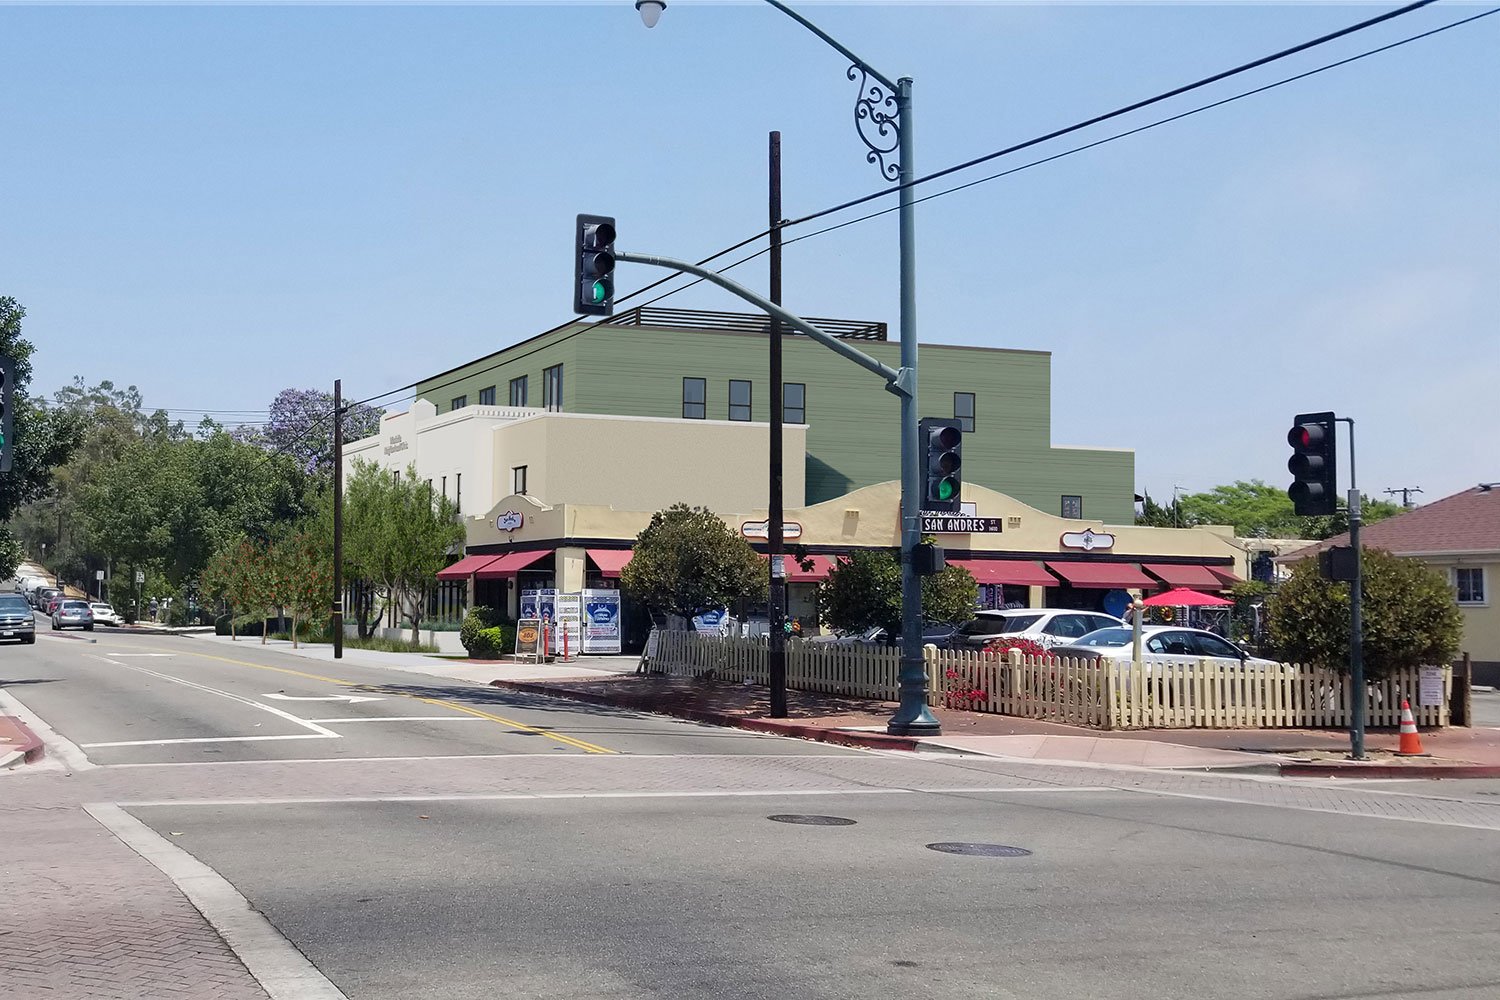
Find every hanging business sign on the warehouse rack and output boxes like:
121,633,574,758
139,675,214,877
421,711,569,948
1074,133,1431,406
495,510,524,532
921,513,1003,534
740,520,803,540
1060,529,1115,551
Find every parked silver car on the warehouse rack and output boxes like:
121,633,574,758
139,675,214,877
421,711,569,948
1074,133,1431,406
52,599,95,631
1052,626,1276,668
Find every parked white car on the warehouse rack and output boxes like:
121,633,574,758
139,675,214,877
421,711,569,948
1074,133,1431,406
1052,625,1277,668
949,608,1127,652
89,603,124,626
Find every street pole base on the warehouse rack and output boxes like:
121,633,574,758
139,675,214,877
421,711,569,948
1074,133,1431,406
887,706,942,737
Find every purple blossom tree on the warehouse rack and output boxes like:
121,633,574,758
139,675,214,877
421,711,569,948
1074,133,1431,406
237,388,383,474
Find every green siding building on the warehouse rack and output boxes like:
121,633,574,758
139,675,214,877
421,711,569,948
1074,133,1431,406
415,307,1135,524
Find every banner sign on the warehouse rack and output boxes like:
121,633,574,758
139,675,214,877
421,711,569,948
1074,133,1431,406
692,608,729,636
581,589,622,654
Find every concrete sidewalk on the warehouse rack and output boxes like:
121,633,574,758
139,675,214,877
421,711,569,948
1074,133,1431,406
188,632,634,685
486,673,1500,777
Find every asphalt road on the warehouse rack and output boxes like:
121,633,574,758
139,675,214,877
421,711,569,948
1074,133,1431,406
131,784,1500,1000
2,618,854,764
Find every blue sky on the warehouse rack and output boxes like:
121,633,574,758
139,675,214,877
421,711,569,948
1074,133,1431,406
3,2,1496,508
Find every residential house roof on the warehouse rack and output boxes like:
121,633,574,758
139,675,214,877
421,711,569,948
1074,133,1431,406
1286,485,1500,559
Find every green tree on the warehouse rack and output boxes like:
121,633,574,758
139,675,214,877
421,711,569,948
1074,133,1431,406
270,530,331,648
1265,548,1462,679
816,549,978,636
619,503,766,623
1134,492,1181,528
1153,479,1406,540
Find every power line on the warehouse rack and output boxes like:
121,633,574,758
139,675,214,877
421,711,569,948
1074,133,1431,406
352,1,1480,415
777,7,1500,249
785,0,1441,230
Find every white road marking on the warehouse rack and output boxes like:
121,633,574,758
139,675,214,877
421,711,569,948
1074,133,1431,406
111,653,177,657
299,716,482,724
114,786,1116,807
81,734,336,748
84,803,349,1000
1125,786,1500,833
263,693,382,704
85,655,340,739
0,686,97,771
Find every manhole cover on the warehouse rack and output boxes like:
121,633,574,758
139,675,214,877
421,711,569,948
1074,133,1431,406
926,842,1031,857
767,814,857,826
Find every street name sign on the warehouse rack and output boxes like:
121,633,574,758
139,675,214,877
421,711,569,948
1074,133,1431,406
920,513,1003,534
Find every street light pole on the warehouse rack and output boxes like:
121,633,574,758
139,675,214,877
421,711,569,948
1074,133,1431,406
636,0,938,735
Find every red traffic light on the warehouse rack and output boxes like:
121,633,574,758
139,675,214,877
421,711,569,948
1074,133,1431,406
1287,423,1325,450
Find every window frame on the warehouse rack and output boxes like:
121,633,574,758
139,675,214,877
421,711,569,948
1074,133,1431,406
682,377,707,420
509,375,529,407
1455,566,1487,606
455,472,462,514
542,365,563,411
1061,495,1084,519
783,382,806,424
450,394,467,412
728,379,752,422
511,465,528,497
478,385,496,406
954,391,976,433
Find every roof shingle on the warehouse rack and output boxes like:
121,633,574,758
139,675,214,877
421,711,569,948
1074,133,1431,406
1288,485,1500,559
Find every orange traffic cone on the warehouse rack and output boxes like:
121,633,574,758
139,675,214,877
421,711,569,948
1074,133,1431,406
1396,698,1425,756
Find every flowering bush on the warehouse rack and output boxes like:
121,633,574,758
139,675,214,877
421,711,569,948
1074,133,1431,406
943,667,987,711
980,637,1050,661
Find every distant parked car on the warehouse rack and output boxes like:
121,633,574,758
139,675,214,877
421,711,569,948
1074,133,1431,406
950,608,1126,653
52,600,94,631
0,593,36,644
32,587,60,611
812,623,960,648
1051,626,1276,668
89,603,123,626
45,594,69,616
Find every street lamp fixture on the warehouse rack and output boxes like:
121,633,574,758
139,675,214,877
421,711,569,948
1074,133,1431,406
636,1,665,29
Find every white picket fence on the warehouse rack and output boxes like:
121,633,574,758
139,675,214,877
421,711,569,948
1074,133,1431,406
646,631,1450,730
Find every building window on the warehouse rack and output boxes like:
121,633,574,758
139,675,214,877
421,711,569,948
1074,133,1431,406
456,473,462,514
542,365,563,411
729,379,752,421
512,465,528,496
682,377,706,419
1455,567,1486,605
478,386,496,406
450,395,467,411
784,382,806,424
509,375,528,407
441,475,447,499
954,392,975,433
1061,495,1083,519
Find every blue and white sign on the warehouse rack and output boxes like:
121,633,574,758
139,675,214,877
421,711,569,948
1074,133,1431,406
520,588,558,622
692,608,729,636
581,588,622,654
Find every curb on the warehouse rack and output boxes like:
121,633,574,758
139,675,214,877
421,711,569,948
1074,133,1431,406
1279,762,1500,779
488,679,922,752
0,715,46,765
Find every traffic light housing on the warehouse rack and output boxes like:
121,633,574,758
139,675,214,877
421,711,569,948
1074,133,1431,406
573,214,616,316
920,416,962,513
0,355,13,473
1287,410,1336,516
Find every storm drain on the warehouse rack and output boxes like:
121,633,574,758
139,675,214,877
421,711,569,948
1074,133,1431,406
925,842,1032,857
767,814,857,826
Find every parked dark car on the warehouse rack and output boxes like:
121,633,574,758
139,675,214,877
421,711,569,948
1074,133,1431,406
0,593,36,644
52,599,95,631
32,587,60,611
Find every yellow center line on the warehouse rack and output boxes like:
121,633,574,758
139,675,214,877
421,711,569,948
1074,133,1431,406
87,640,619,755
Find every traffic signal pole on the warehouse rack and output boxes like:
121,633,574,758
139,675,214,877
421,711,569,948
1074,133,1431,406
767,131,788,719
1340,416,1364,759
333,379,344,660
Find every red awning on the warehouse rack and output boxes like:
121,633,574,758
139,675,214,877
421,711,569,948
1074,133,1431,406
1142,563,1226,590
436,554,501,581
948,559,1056,587
784,555,837,582
586,549,633,578
474,550,552,579
1044,561,1155,589
1208,566,1242,586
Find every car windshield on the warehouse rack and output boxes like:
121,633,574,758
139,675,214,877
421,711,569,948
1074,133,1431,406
63,601,90,611
0,597,29,611
959,614,1041,637
1071,628,1135,647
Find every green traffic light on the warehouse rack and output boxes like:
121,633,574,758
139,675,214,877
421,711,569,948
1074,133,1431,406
590,280,608,304
937,478,956,501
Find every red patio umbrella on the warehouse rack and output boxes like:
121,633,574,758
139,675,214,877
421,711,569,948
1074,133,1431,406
1141,587,1232,607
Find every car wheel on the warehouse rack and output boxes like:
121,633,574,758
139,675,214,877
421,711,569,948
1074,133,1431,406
84,624,94,631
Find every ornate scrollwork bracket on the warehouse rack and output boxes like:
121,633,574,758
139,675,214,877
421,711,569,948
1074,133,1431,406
847,63,901,181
